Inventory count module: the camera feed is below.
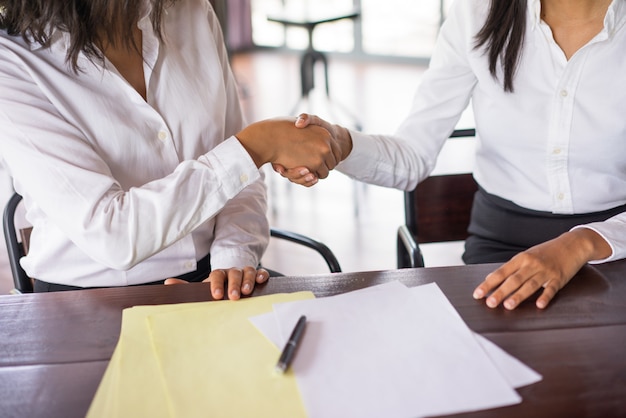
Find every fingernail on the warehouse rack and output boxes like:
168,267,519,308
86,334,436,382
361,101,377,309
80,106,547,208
473,289,484,299
257,273,265,281
230,289,239,298
214,289,223,298
504,300,516,310
299,168,310,176
486,297,497,308
304,174,315,182
537,299,547,309
243,283,251,292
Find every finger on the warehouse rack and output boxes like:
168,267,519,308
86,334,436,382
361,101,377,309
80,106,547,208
209,269,227,300
288,176,319,187
302,177,319,187
536,278,565,309
315,164,330,180
164,278,189,285
293,167,312,179
330,132,343,163
272,163,286,175
256,268,270,284
240,266,258,295
500,272,546,310
473,265,513,300
307,114,328,129
277,167,309,181
226,268,244,300
295,113,311,128
484,268,531,308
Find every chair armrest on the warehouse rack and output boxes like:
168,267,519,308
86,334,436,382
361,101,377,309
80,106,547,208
270,228,342,273
396,225,424,269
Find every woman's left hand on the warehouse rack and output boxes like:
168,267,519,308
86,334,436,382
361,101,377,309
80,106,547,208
472,229,611,310
165,266,270,301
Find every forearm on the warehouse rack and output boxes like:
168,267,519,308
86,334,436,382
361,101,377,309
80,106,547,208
210,177,270,270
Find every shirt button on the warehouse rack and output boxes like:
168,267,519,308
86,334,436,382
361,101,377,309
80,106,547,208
553,147,562,154
557,193,565,201
560,89,568,98
184,260,195,270
240,174,249,183
158,130,168,141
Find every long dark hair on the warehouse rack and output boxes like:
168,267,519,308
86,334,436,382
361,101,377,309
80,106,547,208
0,0,176,72
474,0,528,92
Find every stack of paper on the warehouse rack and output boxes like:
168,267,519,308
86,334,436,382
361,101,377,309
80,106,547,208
250,282,541,418
87,282,541,418
87,292,315,418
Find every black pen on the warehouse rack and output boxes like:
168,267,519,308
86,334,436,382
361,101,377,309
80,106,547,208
275,315,307,374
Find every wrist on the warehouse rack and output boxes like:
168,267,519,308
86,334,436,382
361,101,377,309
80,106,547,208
565,228,612,263
338,126,353,161
235,122,271,168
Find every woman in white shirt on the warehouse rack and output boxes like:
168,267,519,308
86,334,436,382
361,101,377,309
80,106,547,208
0,0,340,297
279,0,626,310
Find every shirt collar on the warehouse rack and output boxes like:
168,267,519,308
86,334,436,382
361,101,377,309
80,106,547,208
137,0,153,30
529,0,542,31
530,0,626,34
605,0,626,36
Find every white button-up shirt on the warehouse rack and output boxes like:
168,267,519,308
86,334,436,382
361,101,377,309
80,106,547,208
0,0,268,286
341,0,626,262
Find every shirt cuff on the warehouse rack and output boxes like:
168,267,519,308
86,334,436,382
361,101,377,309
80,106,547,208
570,224,617,264
337,130,381,178
210,247,259,271
202,136,260,196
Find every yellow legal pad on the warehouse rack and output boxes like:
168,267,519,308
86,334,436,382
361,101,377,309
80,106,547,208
87,292,315,418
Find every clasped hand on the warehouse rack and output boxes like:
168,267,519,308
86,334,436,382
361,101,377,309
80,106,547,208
236,117,345,179
272,113,353,186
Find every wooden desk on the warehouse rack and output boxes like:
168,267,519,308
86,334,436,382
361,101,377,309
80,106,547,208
1,261,625,417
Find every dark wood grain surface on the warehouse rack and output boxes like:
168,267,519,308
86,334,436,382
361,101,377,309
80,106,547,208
1,260,625,417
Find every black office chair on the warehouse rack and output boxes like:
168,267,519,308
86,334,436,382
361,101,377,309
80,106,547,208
3,192,341,293
397,129,477,268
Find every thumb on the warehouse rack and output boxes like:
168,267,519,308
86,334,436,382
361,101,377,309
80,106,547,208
272,163,286,175
295,113,311,128
164,278,190,285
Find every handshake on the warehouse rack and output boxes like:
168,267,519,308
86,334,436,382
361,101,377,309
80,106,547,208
235,114,352,186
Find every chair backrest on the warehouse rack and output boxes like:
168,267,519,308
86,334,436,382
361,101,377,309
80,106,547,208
3,192,34,293
397,129,477,268
404,173,477,243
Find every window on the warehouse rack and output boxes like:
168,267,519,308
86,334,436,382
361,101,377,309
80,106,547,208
252,0,356,52
250,0,453,60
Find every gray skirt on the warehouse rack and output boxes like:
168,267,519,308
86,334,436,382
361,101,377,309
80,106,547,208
463,186,626,264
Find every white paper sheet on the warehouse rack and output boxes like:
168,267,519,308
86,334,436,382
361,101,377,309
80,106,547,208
251,282,542,418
